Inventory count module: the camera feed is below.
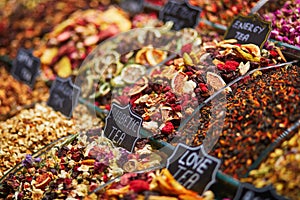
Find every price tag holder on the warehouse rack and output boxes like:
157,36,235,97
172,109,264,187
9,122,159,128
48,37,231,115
159,0,201,31
224,14,271,48
166,143,221,194
11,48,40,88
104,103,143,152
234,183,288,200
47,77,81,117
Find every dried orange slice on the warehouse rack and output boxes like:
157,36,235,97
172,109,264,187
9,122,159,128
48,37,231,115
136,46,167,66
121,64,146,84
145,48,167,66
128,77,148,96
171,71,188,95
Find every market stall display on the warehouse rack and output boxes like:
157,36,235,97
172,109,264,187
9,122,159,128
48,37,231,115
0,0,299,199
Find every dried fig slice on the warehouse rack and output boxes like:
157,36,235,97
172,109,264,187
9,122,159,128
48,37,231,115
206,71,226,91
171,71,188,95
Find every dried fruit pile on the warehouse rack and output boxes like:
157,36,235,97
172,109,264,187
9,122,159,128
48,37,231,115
0,0,99,58
88,168,214,200
0,65,49,121
189,0,259,27
0,131,163,199
242,127,300,200
35,6,131,79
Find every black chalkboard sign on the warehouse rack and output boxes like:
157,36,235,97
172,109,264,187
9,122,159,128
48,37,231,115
166,144,220,194
234,183,288,200
104,103,143,152
159,0,202,31
11,48,40,88
224,14,271,48
47,77,81,117
120,0,144,15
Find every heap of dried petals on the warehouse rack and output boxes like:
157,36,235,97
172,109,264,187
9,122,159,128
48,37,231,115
0,130,162,199
87,168,215,200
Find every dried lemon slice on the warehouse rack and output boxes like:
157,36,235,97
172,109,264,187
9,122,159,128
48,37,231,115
128,77,149,96
121,64,146,84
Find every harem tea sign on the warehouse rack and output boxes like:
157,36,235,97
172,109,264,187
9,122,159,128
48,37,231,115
104,103,143,152
167,144,220,194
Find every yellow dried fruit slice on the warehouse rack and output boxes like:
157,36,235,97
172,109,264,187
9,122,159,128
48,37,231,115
241,44,261,57
55,56,72,78
135,48,148,65
40,48,58,65
171,71,188,95
145,48,167,66
121,64,146,84
128,77,149,96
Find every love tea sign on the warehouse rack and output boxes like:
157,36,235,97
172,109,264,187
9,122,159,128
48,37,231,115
11,48,40,88
159,0,201,31
104,103,143,152
224,14,271,48
47,77,80,117
234,183,288,200
166,144,220,194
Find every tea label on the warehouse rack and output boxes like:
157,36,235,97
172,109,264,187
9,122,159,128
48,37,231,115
104,103,143,152
167,144,220,194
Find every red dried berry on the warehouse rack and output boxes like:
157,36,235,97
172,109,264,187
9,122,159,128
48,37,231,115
103,174,108,182
269,50,278,57
105,104,111,111
129,180,150,193
185,71,193,76
224,60,239,71
171,104,181,112
161,122,175,135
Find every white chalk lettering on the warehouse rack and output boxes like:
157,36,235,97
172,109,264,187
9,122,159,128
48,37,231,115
112,129,126,145
235,31,250,42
